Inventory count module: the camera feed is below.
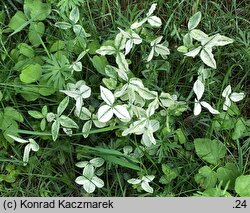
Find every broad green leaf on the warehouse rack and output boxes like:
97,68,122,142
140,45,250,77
188,11,202,30
51,120,60,141
24,0,51,21
113,105,131,121
69,7,79,24
42,106,48,116
60,115,79,129
57,96,69,116
40,118,46,131
216,163,240,189
190,29,208,41
90,56,108,75
175,128,186,144
100,86,115,105
28,110,43,119
195,166,217,189
87,40,101,55
194,138,226,165
200,48,216,69
50,40,65,52
8,11,28,32
232,118,247,140
147,16,162,27
235,175,250,196
55,22,72,29
28,22,45,47
201,188,231,197
20,64,42,83
97,105,113,123
82,120,92,138
4,107,24,122
159,164,178,184
18,43,34,58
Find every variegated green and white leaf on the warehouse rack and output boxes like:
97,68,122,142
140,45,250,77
127,178,141,184
82,120,92,138
113,105,131,121
200,101,220,114
90,158,105,168
7,135,29,143
184,46,202,57
60,115,79,129
114,32,126,50
96,46,116,55
147,16,162,27
51,120,60,141
116,52,129,72
190,29,208,41
188,11,202,30
141,181,154,193
69,7,79,24
200,47,216,69
147,3,157,17
193,79,204,101
230,92,245,102
100,86,115,105
97,105,113,123
57,96,69,116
